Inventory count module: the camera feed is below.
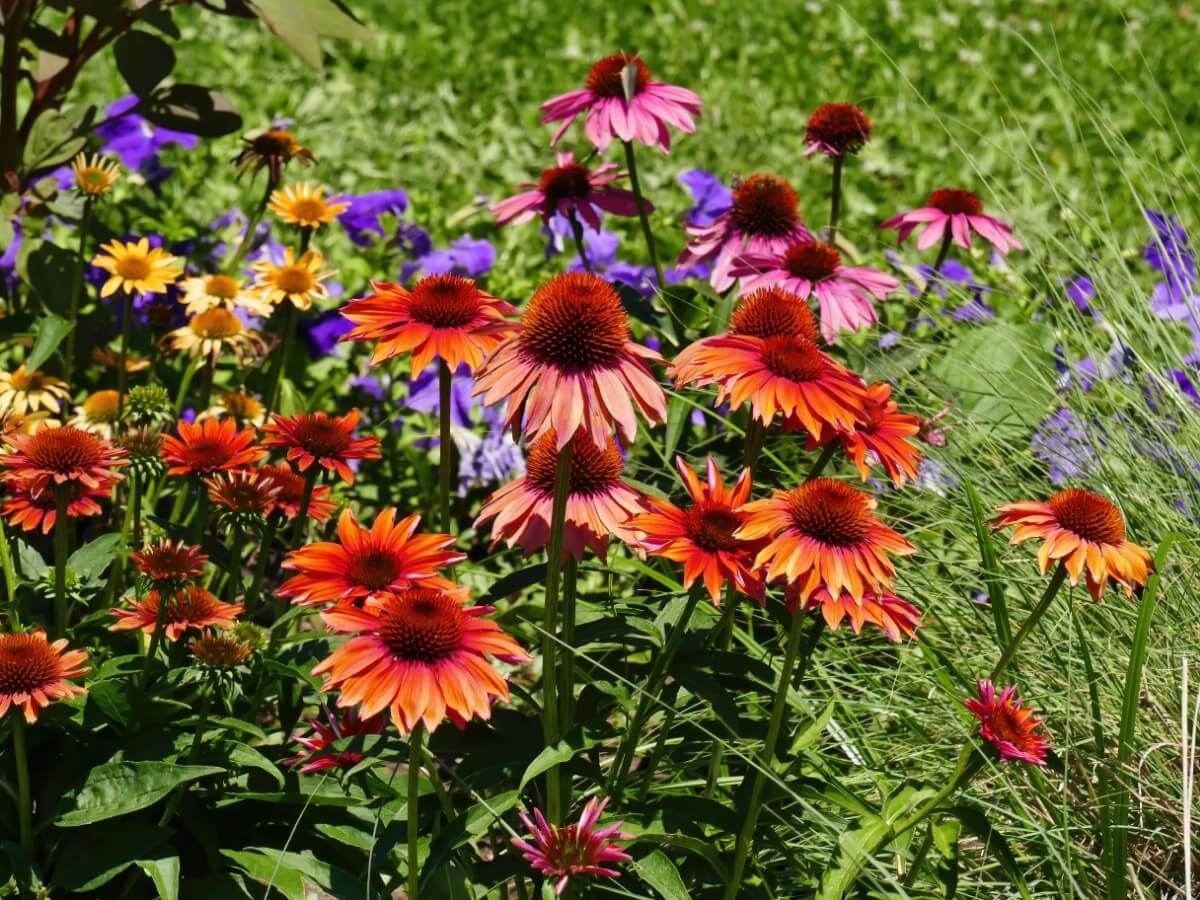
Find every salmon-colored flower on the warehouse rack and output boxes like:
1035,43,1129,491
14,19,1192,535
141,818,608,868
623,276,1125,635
0,631,89,723
804,383,923,486
341,274,518,375
161,417,265,476
474,272,666,451
313,587,530,734
881,189,1022,256
512,797,634,896
131,538,208,583
285,707,387,774
965,680,1050,765
991,489,1152,601
492,151,645,230
737,478,916,602
263,410,380,486
110,585,242,641
1,476,109,533
279,508,464,608
626,456,763,604
1,426,128,496
475,428,645,561
787,585,921,642
260,463,336,522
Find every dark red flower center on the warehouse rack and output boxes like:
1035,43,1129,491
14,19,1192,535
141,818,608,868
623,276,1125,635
730,174,800,238
985,703,1028,745
805,103,872,155
782,241,840,282
349,548,402,591
379,589,466,664
1048,488,1126,544
785,478,872,546
685,503,742,553
526,430,624,497
540,823,594,870
538,163,593,209
520,272,630,372
408,275,482,329
164,586,223,622
212,476,274,512
760,336,828,382
0,635,58,694
293,416,352,457
730,287,821,344
25,427,104,473
586,54,651,99
928,189,982,216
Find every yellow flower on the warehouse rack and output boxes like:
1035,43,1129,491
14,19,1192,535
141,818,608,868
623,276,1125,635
69,390,123,439
91,238,182,298
180,274,273,317
198,391,267,427
250,247,334,311
268,183,349,230
233,128,314,181
70,152,121,196
0,410,56,446
91,348,151,373
163,307,268,360
0,366,70,415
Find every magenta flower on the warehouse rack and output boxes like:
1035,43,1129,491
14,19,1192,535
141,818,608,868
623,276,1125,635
678,173,814,292
964,680,1050,766
284,707,386,774
540,54,701,154
730,240,898,342
491,151,646,230
511,797,634,895
881,189,1022,256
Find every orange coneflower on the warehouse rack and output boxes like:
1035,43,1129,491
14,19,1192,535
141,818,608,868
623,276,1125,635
262,409,381,486
671,333,868,432
260,463,336,522
964,680,1049,765
205,469,280,516
279,507,463,608
0,366,70,415
0,631,88,723
626,456,763,605
341,274,519,375
91,238,181,297
110,585,242,641
736,478,916,602
991,488,1152,601
1,476,108,533
161,418,265,477
131,538,208,583
1,426,128,495
787,585,921,642
476,428,645,561
804,382,923,486
473,272,667,451
233,128,314,181
250,247,333,311
313,587,530,734
268,182,349,229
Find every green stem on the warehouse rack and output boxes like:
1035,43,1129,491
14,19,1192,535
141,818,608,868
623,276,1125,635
704,587,739,798
827,156,844,246
139,583,174,692
168,475,192,525
173,355,202,417
158,685,212,826
226,523,243,603
0,518,21,628
622,140,665,293
63,196,94,384
246,513,280,616
559,557,579,812
743,418,766,472
263,302,297,419
53,484,70,638
989,561,1068,682
437,359,453,533
636,681,682,802
916,228,954,303
723,609,808,899
806,442,838,481
116,292,133,423
224,176,277,273
540,438,574,824
408,722,424,900
131,469,143,547
11,715,32,860
289,467,319,548
190,489,210,546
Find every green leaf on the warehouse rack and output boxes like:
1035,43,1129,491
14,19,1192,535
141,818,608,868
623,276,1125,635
816,814,889,900
964,478,1010,648
949,803,1031,899
15,540,47,580
218,740,284,787
67,533,124,581
930,322,1053,428
114,31,176,97
142,84,242,137
25,241,76,315
251,0,372,71
86,679,134,727
222,847,372,899
519,739,577,791
662,395,688,460
56,762,225,827
633,850,691,900
24,313,73,372
53,824,169,891
480,563,546,604
789,699,835,755
24,107,87,170
136,854,180,900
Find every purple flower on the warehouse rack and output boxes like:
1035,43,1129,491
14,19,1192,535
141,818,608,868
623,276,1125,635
455,405,525,496
915,258,985,300
951,297,996,323
300,309,354,359
95,95,196,172
1061,275,1099,317
678,169,732,227
406,363,474,429
337,189,409,246
1032,408,1102,485
910,458,960,496
1,224,21,290
1167,368,1200,408
403,235,495,282
351,374,387,402
1144,210,1195,299
878,331,903,350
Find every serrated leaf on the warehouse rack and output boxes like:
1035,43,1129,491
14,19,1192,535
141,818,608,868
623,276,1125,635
633,850,691,900
24,313,73,372
56,762,225,826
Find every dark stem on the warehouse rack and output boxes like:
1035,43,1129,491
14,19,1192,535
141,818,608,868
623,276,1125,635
139,582,174,692
704,586,739,797
558,556,579,811
408,722,424,900
263,302,298,419
226,523,243,603
245,513,280,616
116,292,133,422
567,212,592,273
806,442,839,481
916,228,955,303
828,155,844,245
437,359,453,532
189,489,210,546
622,140,665,290
157,684,212,826
289,467,319,548
224,176,277,273
131,469,143,547
743,418,767,472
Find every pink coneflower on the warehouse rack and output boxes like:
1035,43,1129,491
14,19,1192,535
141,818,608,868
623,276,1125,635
731,240,899,342
511,797,634,896
678,174,814,292
285,707,387,774
964,680,1050,765
540,53,701,154
881,189,1022,256
492,151,645,230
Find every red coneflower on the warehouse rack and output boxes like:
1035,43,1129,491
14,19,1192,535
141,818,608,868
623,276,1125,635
991,488,1152,601
492,151,646,230
262,409,381,486
1,426,128,496
162,418,266,477
670,333,868,432
0,631,89,722
340,274,518,375
110,585,243,641
285,707,387,774
788,585,921,642
204,469,280,515
475,428,645,561
964,680,1050,765
473,272,667,451
279,508,464,608
737,478,916,602
881,189,1022,256
130,538,208,583
804,382,923,487
512,797,634,896
1,476,109,533
313,587,530,734
804,103,872,157
260,463,336,523
626,456,763,604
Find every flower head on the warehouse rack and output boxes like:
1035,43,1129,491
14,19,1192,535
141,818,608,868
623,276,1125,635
180,273,273,317
251,247,333,311
190,629,254,668
233,128,314,181
627,456,763,604
70,152,121,195
341,274,518,375
131,538,208,583
0,631,89,722
737,478,916,602
881,189,1022,256
804,103,872,157
806,382,922,486
68,390,123,439
91,238,181,297
492,151,646,230
163,307,268,361
205,469,280,518
512,797,634,896
0,366,70,415
162,418,265,476
110,585,242,641
268,182,350,229
540,53,701,154
965,680,1050,765
260,463,336,522
92,348,151,373
788,585,921,642
198,391,267,428
285,707,387,774
1,426,128,495
473,272,667,451
991,488,1152,601
1,476,108,533
262,409,381,485
0,410,54,443
313,587,530,734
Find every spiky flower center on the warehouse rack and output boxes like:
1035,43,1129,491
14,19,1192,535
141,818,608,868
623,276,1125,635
191,631,252,667
349,549,402,591
526,431,624,497
115,254,152,281
1048,488,1126,544
521,273,629,372
0,635,59,694
538,163,593,209
805,103,872,155
82,390,121,423
211,474,275,512
730,288,820,343
292,416,351,457
685,503,742,553
408,275,482,328
191,307,243,339
761,336,827,382
928,189,982,216
136,541,204,581
586,54,651,99
786,478,872,546
253,129,300,159
540,823,595,871
782,241,840,282
26,427,104,472
164,586,224,622
205,274,240,300
379,589,466,664
730,174,800,238
275,264,315,296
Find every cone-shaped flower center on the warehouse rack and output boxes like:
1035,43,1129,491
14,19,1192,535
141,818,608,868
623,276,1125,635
349,550,403,591
253,129,300,159
212,475,275,512
786,478,872,545
26,427,104,472
136,541,205,581
115,254,152,281
685,503,742,552
782,241,840,282
928,188,982,216
379,589,466,664
292,416,352,456
761,336,827,382
730,174,800,238
205,274,240,300
538,163,593,208
166,586,224,622
191,307,243,339
730,287,821,343
409,275,482,328
521,273,630,372
0,634,59,694
276,265,315,295
192,632,252,667
586,54,651,99
1048,488,1126,544
526,430,623,497
806,103,872,154
290,199,326,221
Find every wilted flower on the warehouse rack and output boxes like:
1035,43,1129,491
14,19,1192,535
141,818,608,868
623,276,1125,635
965,680,1050,765
233,128,314,181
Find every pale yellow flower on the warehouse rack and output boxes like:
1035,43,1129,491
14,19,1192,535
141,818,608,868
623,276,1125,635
180,273,273,317
69,389,123,439
0,366,70,415
163,307,268,360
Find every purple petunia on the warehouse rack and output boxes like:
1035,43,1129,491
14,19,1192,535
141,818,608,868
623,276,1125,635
402,235,495,283
678,169,732,227
337,189,409,247
300,309,355,359
95,96,197,176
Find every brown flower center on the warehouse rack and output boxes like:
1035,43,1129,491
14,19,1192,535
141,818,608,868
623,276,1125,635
537,163,593,209
586,54,651,99
730,174,800,238
928,189,982,216
782,241,840,282
164,586,223,623
685,503,742,553
82,390,121,423
805,103,872,155
191,307,243,339
275,264,314,296
408,275,483,329
205,274,241,300
526,430,624,497
8,368,38,391
115,255,152,281
785,478,872,546
212,475,274,512
293,416,351,457
290,199,327,222
26,427,104,473
0,635,59,694
520,273,629,372
1048,488,1126,544
253,129,300,159
760,336,828,382
379,589,466,664
349,549,402,591
730,288,820,344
